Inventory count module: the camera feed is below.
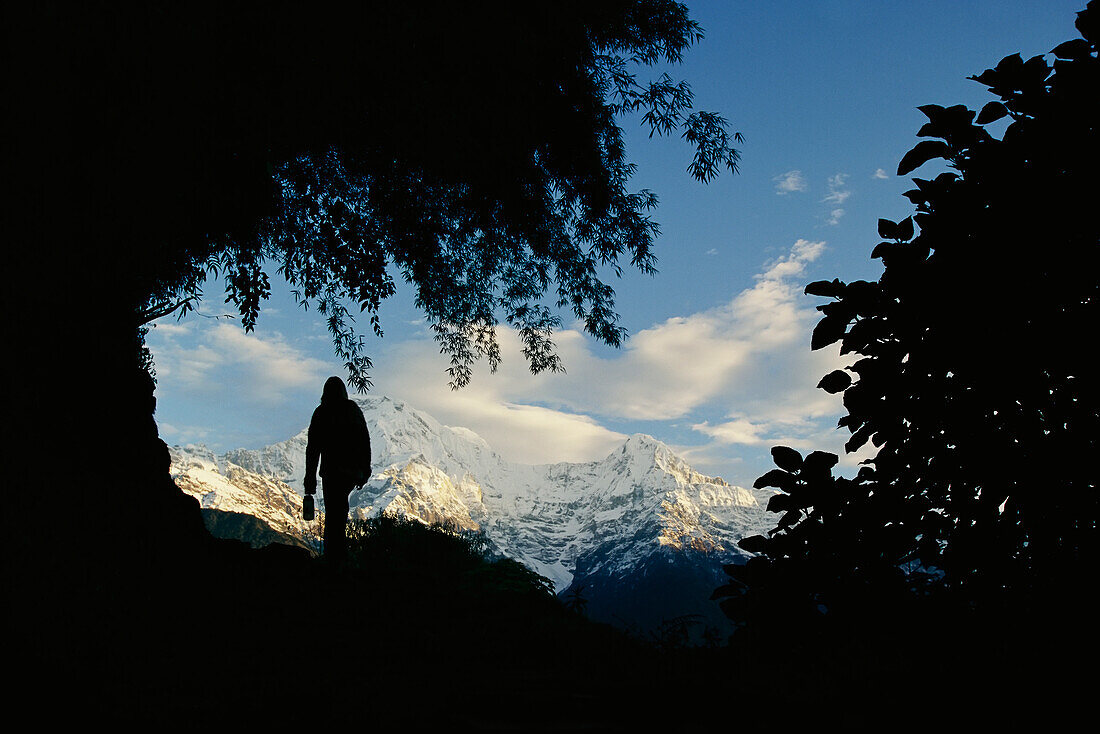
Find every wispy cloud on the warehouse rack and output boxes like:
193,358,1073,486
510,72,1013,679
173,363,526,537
823,173,850,205
873,168,889,179
822,173,851,225
773,170,807,195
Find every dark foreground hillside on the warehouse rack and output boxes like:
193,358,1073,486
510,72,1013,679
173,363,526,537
7,515,1088,730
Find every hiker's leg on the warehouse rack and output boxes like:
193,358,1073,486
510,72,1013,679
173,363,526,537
322,481,351,559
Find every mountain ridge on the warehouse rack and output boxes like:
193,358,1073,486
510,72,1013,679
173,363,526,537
168,395,779,631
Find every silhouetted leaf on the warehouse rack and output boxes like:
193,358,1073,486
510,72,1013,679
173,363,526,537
994,52,1024,76
811,314,848,350
805,278,845,298
916,104,945,122
803,451,839,476
776,509,802,530
896,216,914,240
845,424,874,453
878,218,898,239
871,241,896,261
1051,38,1091,59
897,140,951,175
737,535,769,554
771,445,804,472
754,468,795,491
840,281,879,312
915,104,976,143
767,493,794,513
817,369,852,394
916,122,938,138
975,101,1008,125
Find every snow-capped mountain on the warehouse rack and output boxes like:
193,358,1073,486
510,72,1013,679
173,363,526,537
170,444,319,548
168,395,779,631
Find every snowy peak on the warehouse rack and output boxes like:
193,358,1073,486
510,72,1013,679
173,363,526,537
619,432,665,452
607,434,668,474
350,395,502,479
610,433,679,467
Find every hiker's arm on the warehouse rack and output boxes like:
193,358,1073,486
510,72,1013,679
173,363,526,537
304,409,321,494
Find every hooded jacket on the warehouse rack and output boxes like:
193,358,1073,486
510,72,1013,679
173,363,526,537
305,377,372,486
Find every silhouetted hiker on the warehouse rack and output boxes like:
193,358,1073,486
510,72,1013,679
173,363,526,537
304,376,372,562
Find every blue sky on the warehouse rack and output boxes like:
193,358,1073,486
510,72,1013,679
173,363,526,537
146,1,1086,489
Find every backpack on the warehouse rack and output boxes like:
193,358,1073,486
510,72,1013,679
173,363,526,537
343,400,372,486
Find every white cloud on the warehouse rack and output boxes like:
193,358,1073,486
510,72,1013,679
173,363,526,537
148,321,333,405
692,417,769,446
873,168,889,179
155,421,217,445
147,321,193,337
208,325,332,397
705,248,718,256
773,170,807,195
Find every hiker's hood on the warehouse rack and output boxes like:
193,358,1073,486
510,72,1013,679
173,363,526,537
321,376,348,405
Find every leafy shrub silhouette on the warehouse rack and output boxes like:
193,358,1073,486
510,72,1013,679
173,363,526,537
343,513,555,601
464,557,557,599
716,2,1100,629
345,513,491,574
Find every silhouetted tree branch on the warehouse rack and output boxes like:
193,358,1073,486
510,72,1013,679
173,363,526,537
43,2,741,391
